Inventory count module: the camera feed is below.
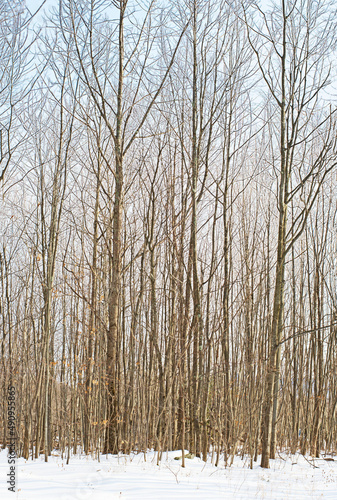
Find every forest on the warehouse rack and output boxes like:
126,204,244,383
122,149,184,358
1,0,337,472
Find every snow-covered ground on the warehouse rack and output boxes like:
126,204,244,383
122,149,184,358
1,448,336,499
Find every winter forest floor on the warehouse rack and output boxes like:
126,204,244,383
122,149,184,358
1,449,337,499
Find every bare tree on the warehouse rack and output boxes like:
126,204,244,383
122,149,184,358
244,0,337,468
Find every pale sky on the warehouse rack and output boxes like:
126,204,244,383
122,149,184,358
25,0,273,20
26,0,54,21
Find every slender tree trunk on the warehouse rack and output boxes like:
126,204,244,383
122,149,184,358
105,5,125,455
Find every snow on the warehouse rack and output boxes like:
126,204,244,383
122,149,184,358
1,449,336,499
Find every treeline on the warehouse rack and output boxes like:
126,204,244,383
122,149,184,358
1,0,337,469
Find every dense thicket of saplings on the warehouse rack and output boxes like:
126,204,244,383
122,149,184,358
1,0,337,469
